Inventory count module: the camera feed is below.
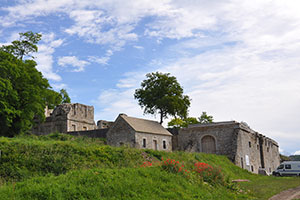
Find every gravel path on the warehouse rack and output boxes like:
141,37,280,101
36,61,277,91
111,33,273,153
269,186,300,200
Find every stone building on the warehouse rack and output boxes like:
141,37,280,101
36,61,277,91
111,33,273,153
107,114,172,151
32,103,96,135
176,121,280,174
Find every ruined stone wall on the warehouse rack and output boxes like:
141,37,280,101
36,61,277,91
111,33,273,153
177,122,238,160
135,132,172,151
66,103,96,131
106,116,135,147
32,103,96,135
97,120,114,129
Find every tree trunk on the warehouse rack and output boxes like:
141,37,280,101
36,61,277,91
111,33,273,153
160,110,163,124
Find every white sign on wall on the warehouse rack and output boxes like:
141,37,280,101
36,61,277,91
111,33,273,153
245,155,250,166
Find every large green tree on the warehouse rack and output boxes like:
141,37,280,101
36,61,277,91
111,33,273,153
0,32,67,137
0,51,50,136
134,72,191,124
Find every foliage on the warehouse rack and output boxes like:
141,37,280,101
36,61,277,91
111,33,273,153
59,89,71,104
0,32,64,136
134,72,191,124
280,154,291,162
0,31,42,60
0,51,50,136
168,117,198,128
289,155,300,161
194,162,224,185
168,118,185,128
198,111,214,124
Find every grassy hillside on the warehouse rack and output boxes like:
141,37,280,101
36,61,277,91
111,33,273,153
0,133,299,199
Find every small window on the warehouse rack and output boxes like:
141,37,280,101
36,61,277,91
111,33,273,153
251,165,254,172
285,164,291,169
72,124,76,131
249,142,251,148
142,138,146,148
257,145,259,150
162,140,167,149
83,126,87,131
241,157,244,169
277,164,284,169
267,147,269,152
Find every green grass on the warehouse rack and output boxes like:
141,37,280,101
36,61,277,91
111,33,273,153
0,133,299,199
0,167,250,200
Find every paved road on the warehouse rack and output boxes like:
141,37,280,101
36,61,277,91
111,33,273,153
269,186,300,200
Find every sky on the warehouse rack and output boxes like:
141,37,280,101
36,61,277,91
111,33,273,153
1,0,300,155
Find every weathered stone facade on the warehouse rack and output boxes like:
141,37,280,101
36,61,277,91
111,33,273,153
176,121,280,174
107,114,172,151
32,103,96,135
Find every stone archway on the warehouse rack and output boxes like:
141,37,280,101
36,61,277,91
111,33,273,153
201,135,216,154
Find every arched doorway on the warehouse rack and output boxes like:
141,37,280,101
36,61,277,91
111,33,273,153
201,135,216,154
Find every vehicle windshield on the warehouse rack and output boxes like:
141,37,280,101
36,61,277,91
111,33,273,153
277,164,284,169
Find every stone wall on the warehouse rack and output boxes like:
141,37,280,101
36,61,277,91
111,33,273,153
32,103,96,135
261,137,280,173
177,121,280,174
66,103,96,131
135,132,172,151
67,129,108,139
106,116,136,147
234,125,262,173
178,122,238,160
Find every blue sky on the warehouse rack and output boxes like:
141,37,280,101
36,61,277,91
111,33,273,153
1,0,300,155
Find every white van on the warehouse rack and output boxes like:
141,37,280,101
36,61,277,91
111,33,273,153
272,161,300,176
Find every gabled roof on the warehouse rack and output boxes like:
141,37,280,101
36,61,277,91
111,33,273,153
119,114,172,136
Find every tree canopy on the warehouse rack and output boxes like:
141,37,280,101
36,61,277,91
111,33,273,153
168,112,214,128
0,31,69,137
168,117,198,128
134,72,191,124
198,112,214,124
0,31,42,60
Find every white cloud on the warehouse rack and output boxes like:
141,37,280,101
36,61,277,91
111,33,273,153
58,56,90,72
88,50,114,65
51,83,68,90
34,33,63,81
133,45,144,50
294,151,300,155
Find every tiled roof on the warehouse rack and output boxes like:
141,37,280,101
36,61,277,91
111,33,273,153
120,114,172,136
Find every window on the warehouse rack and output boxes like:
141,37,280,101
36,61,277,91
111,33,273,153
251,165,254,172
285,164,291,169
241,157,244,169
257,144,259,150
249,141,251,148
162,140,167,150
83,126,87,131
72,124,76,131
267,147,269,152
277,164,284,169
153,140,158,150
142,138,146,148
